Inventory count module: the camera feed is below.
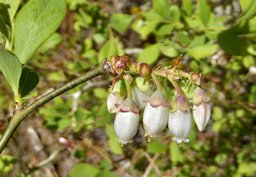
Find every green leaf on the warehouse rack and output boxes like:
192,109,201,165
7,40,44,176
218,30,247,56
197,0,211,26
0,3,12,41
14,0,66,64
160,44,179,58
98,39,123,63
138,43,160,64
185,15,204,29
170,5,181,21
182,0,193,16
0,48,22,97
147,139,168,154
19,67,39,98
155,23,174,37
93,33,106,44
239,0,253,11
239,0,256,21
69,163,100,177
176,31,190,46
109,13,132,33
0,0,20,20
133,19,160,40
188,35,206,48
152,0,170,19
187,44,218,59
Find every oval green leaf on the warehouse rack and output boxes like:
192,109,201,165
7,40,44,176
138,43,160,64
0,48,22,97
187,44,218,59
197,0,211,26
109,13,132,33
13,0,66,64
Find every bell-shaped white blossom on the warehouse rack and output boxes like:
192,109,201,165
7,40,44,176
143,91,169,137
107,93,123,113
132,87,149,109
193,103,211,131
114,112,139,144
168,110,192,144
114,98,139,144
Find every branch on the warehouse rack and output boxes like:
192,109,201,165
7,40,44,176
142,153,161,177
0,60,109,153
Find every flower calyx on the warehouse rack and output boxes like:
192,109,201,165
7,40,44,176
145,90,169,108
173,94,190,112
192,88,211,106
118,98,139,114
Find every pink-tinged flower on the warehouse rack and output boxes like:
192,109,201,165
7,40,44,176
114,98,139,144
107,93,123,113
143,91,169,137
193,103,211,131
168,94,191,144
168,110,192,144
132,87,149,109
192,88,211,131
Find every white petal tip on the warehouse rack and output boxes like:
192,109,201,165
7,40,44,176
116,138,132,145
144,132,161,138
197,125,206,132
172,137,190,144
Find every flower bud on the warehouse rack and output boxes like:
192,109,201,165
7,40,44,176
193,103,211,131
192,88,210,106
137,62,151,78
114,98,139,144
168,110,192,144
143,91,169,137
107,93,123,113
132,87,149,109
189,73,201,85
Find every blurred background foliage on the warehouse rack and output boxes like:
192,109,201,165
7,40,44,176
0,0,256,176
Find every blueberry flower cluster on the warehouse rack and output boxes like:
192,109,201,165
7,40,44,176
106,55,211,145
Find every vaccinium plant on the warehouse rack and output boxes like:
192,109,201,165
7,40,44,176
0,0,256,176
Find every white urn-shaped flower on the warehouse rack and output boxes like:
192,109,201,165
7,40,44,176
114,98,139,144
192,88,211,131
107,92,123,113
168,94,192,144
143,91,169,137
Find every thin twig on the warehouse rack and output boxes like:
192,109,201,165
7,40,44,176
34,150,60,168
0,60,109,153
142,153,161,177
